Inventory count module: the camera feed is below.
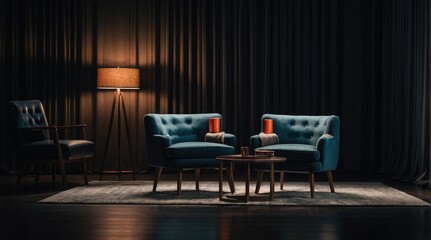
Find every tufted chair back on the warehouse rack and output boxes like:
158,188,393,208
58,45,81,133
261,114,340,146
144,113,222,144
8,100,50,144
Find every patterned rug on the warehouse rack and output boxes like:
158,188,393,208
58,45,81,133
39,181,429,206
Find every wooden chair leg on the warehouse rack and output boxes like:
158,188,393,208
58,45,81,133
52,128,67,189
255,170,264,194
327,171,335,193
35,163,42,191
82,159,88,185
177,169,183,195
16,173,22,187
195,168,200,190
309,172,315,198
51,163,56,189
58,161,67,190
153,167,163,192
15,162,25,187
280,171,285,190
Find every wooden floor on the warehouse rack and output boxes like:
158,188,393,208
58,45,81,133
0,170,430,240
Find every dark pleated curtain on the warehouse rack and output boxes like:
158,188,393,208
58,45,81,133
0,0,430,186
0,0,97,172
0,0,5,172
377,0,430,184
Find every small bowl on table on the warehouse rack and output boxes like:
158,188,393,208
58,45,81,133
255,150,275,157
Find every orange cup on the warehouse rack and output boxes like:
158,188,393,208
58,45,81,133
209,118,220,133
264,119,273,134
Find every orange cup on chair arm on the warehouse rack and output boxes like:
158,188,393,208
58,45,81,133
209,118,221,133
264,119,273,134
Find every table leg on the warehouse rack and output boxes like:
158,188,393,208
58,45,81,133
219,161,223,200
228,162,235,194
245,163,250,202
270,162,274,201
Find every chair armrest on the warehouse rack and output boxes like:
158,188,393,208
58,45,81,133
23,124,87,130
21,124,89,140
223,133,236,148
316,134,339,170
250,134,262,154
146,134,171,167
153,134,172,147
50,124,87,129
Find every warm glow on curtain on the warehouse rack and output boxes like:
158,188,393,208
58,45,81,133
0,0,430,186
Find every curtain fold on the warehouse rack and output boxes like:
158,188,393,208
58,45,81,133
377,0,430,183
0,0,6,172
0,0,430,186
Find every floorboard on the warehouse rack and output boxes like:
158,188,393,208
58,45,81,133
0,170,430,240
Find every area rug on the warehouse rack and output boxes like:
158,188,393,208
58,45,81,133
39,181,429,206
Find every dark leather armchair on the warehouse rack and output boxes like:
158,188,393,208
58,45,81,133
8,100,94,189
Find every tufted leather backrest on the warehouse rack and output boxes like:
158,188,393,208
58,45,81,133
261,114,340,146
144,113,222,144
8,100,50,143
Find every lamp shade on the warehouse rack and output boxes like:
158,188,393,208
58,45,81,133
97,68,140,89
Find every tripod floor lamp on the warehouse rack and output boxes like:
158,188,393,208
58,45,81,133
97,67,139,180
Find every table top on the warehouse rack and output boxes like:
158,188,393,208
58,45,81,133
216,154,286,163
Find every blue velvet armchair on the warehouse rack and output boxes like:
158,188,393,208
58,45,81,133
144,113,236,194
250,114,340,198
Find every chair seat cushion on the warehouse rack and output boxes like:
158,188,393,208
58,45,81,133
256,144,320,162
22,140,94,160
166,142,234,159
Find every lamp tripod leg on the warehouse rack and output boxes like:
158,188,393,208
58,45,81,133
99,91,118,181
120,93,136,180
117,89,122,180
